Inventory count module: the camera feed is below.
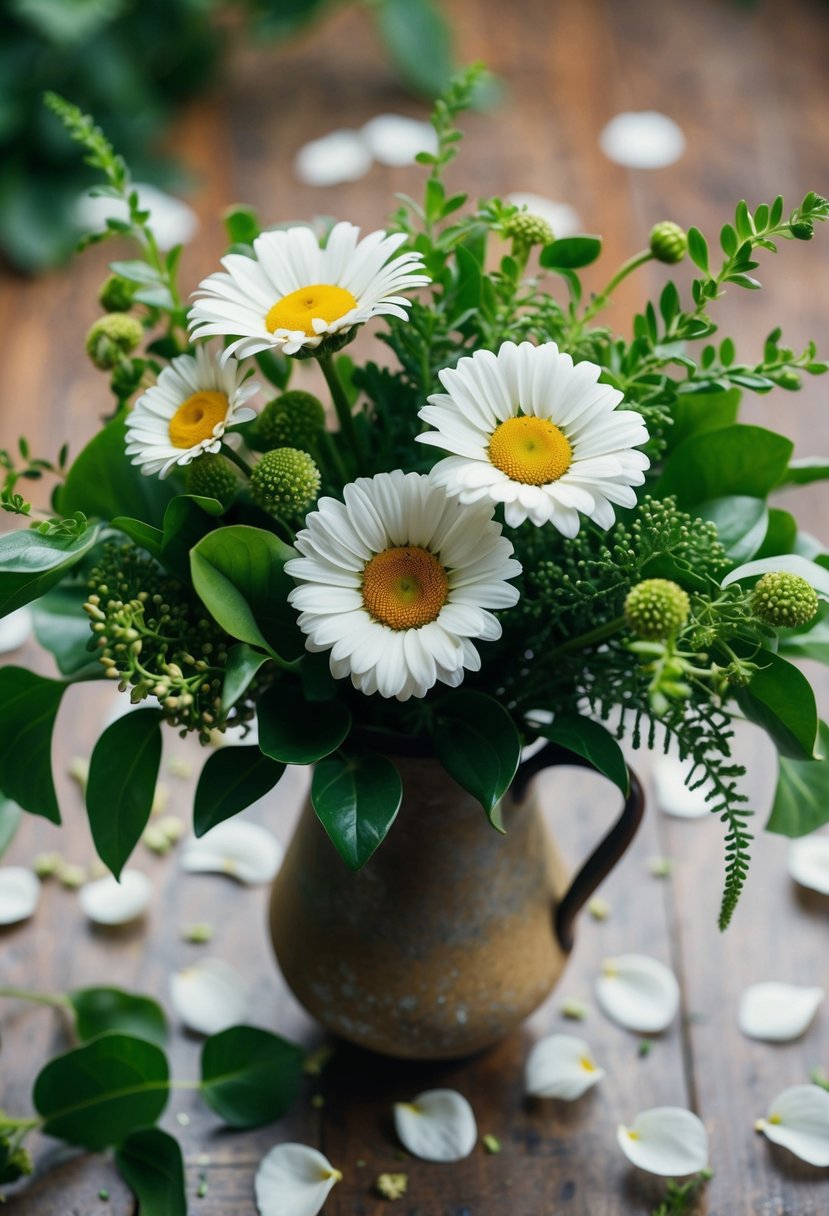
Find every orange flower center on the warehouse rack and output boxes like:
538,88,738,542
168,390,229,449
488,415,572,485
265,284,358,336
362,546,449,631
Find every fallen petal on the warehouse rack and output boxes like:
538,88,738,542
255,1143,342,1216
652,756,710,818
758,1084,829,1167
170,957,250,1035
0,607,33,654
394,1089,477,1162
79,870,152,925
739,982,824,1042
294,130,373,187
361,113,438,166
181,820,283,885
506,193,582,239
599,111,686,169
789,836,829,896
596,954,679,1033
0,867,40,925
525,1033,605,1100
618,1107,709,1176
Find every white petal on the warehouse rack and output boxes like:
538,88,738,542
0,866,40,925
506,193,582,237
759,1085,829,1166
596,954,679,1033
180,820,283,885
294,130,373,186
652,755,711,819
361,113,438,166
525,1034,605,1100
170,957,250,1035
617,1108,708,1176
255,1143,342,1216
739,982,824,1042
599,112,686,169
79,870,152,925
789,836,829,895
394,1089,478,1161
0,607,33,653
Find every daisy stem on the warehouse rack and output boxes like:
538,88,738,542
548,614,627,658
580,250,655,325
0,985,71,1010
318,352,361,468
222,446,254,478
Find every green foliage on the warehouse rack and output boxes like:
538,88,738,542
194,746,285,836
200,1026,304,1127
70,987,169,1048
258,685,351,764
535,714,629,796
86,709,163,877
60,412,174,527
115,1128,187,1216
656,425,793,505
32,584,104,680
539,235,602,270
734,650,819,760
373,0,454,97
434,692,521,824
650,1171,712,1216
0,668,65,823
767,722,829,836
0,523,97,619
311,749,403,869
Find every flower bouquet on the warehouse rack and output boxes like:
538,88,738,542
3,69,829,1063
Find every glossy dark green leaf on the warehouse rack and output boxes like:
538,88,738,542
258,685,351,765
687,226,709,273
697,496,768,562
194,747,285,837
434,691,521,821
110,516,164,557
755,508,797,559
667,388,741,451
70,987,168,1048
539,235,602,270
200,1025,304,1128
311,749,402,870
767,722,829,836
222,643,270,711
115,1128,187,1216
32,584,103,680
159,494,223,579
536,714,629,796
0,525,98,618
60,413,174,528
34,1033,169,1150
86,709,163,878
655,425,793,507
0,667,65,823
0,795,22,859
374,0,454,97
735,650,819,760
777,601,829,665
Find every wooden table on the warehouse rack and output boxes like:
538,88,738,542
2,0,828,1211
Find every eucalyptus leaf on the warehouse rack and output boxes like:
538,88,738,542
0,667,65,823
194,747,285,837
32,584,103,680
656,425,793,506
311,749,402,870
698,496,768,562
734,650,819,760
115,1128,187,1216
60,413,174,528
539,235,602,270
0,796,22,860
200,1025,304,1128
434,691,521,821
535,714,629,796
70,987,168,1048
258,685,351,765
86,709,163,878
767,722,829,836
0,525,98,618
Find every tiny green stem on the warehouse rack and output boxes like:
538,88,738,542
318,429,350,486
0,985,71,1010
318,352,361,468
582,250,655,324
550,614,627,658
222,445,254,478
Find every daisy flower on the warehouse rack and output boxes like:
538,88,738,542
285,471,521,701
188,222,429,360
125,346,258,478
417,340,650,535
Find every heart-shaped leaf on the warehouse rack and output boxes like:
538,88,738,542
258,685,351,765
115,1128,186,1216
200,1025,304,1128
86,708,163,877
312,749,402,870
535,714,629,796
434,691,521,822
194,746,285,837
0,667,65,823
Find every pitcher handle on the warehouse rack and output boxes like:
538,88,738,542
512,741,645,953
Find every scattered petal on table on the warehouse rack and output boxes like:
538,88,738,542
74,182,198,250
170,957,250,1035
739,982,824,1042
596,953,679,1033
394,1089,478,1162
506,192,582,238
788,836,829,895
79,870,152,925
255,1143,342,1216
0,867,40,925
361,113,437,166
652,755,710,819
599,111,686,168
757,1084,829,1167
525,1033,605,1100
0,607,33,654
294,130,373,187
617,1107,709,1176
180,820,283,885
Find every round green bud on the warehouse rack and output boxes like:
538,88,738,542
790,220,814,241
504,211,555,247
649,221,688,264
750,571,819,628
98,274,137,313
185,454,239,505
250,448,321,514
110,356,145,401
85,313,143,370
258,391,326,451
625,578,690,640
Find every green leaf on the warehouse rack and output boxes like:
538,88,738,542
535,714,629,796
222,643,270,712
539,235,602,270
373,0,454,97
754,509,797,559
434,691,521,821
0,525,98,618
258,685,351,765
34,1033,169,1150
60,413,174,528
194,747,285,837
767,722,829,836
734,650,819,760
452,243,482,316
190,526,302,664
86,709,163,878
687,226,709,273
111,517,164,556
115,1128,187,1216
108,259,162,285
778,602,829,665
655,425,793,507
311,749,402,869
223,205,261,246
667,388,741,452
0,795,22,860
200,1025,304,1128
722,553,829,596
697,496,768,562
0,668,65,823
70,988,168,1048
158,494,223,580
32,584,102,680
779,457,829,487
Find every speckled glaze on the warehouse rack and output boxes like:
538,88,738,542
269,755,571,1060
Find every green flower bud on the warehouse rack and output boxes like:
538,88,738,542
185,454,239,505
258,391,326,451
85,313,143,370
750,571,819,628
649,221,688,264
250,447,321,514
504,211,555,248
790,220,814,241
110,356,145,400
98,274,137,313
625,578,690,640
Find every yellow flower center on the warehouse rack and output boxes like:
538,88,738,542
265,284,358,336
362,546,449,631
168,390,229,449
488,415,572,485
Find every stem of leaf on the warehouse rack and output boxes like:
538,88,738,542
0,986,72,1010
549,614,627,659
582,249,655,325
222,445,254,478
318,352,361,470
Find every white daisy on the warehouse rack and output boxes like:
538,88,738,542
125,345,258,478
188,222,429,359
417,340,650,535
285,471,521,701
